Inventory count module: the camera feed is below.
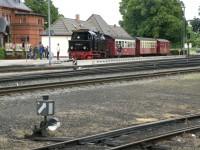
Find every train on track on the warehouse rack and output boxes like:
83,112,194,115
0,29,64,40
69,29,170,60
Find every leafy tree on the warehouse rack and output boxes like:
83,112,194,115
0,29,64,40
119,0,185,45
199,6,200,16
190,18,200,33
24,0,60,28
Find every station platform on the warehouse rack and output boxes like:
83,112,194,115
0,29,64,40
0,58,72,67
0,55,186,67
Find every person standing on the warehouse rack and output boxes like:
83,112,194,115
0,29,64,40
46,46,49,59
29,46,33,59
56,43,60,60
39,43,44,60
33,46,38,59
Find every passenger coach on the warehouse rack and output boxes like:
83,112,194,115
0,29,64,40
114,39,136,57
136,37,157,56
157,39,170,55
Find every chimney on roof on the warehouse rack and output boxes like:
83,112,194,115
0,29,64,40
75,14,80,21
114,24,117,28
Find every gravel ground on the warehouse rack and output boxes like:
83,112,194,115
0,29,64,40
0,73,200,149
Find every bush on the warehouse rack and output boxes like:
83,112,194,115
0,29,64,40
170,49,180,55
0,48,6,59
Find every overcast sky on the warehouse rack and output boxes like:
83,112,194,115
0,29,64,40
50,0,199,25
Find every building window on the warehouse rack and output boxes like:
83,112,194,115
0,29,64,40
19,17,26,24
23,17,26,23
38,19,42,25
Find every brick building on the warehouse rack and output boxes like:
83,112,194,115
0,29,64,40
0,0,44,47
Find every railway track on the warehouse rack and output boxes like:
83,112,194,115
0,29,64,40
33,114,200,150
1,56,200,83
0,67,200,96
0,64,74,73
0,56,200,95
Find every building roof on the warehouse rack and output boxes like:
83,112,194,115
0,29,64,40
43,17,97,36
110,25,133,40
0,0,32,12
43,14,133,40
15,12,45,17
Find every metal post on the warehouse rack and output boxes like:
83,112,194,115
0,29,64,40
41,95,49,137
48,0,52,65
25,36,27,62
187,42,190,58
183,7,186,52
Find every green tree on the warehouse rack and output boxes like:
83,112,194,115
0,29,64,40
190,18,200,33
119,0,184,45
24,0,60,28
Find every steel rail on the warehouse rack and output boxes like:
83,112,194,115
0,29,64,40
0,65,74,73
1,57,200,83
0,67,200,95
110,125,200,150
0,56,199,74
32,114,200,150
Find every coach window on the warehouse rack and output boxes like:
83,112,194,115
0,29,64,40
115,41,118,47
119,41,122,47
130,42,132,48
130,42,133,48
121,41,124,48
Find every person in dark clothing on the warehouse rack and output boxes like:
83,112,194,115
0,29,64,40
39,44,44,60
56,43,60,60
45,46,48,59
28,46,33,59
33,46,38,59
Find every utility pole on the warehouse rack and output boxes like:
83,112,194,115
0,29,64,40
48,0,52,65
181,1,186,55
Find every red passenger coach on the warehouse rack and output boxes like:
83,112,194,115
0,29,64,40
157,39,170,55
114,39,136,57
136,37,157,56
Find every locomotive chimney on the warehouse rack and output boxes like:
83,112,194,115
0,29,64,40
75,14,80,21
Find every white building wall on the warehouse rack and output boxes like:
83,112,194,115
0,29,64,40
41,36,71,58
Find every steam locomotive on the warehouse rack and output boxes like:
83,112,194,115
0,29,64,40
69,29,170,60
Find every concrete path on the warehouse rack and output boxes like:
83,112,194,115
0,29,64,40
0,58,73,67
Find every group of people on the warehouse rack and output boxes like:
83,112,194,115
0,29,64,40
28,43,60,60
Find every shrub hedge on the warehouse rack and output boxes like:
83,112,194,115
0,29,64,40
0,48,6,59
